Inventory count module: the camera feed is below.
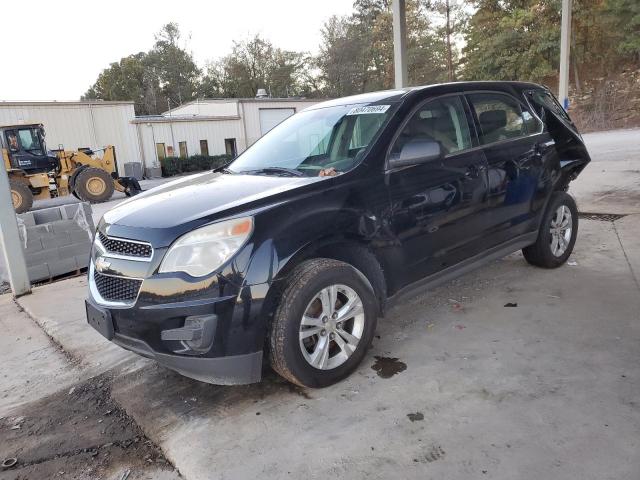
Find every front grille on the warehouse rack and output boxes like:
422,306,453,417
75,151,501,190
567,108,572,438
98,232,152,258
94,271,142,302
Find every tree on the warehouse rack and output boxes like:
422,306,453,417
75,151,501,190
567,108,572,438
605,0,640,63
148,23,200,106
83,23,199,114
200,35,313,98
461,0,560,82
82,52,164,115
317,0,446,96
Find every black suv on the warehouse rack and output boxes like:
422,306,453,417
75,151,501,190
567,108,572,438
86,82,590,388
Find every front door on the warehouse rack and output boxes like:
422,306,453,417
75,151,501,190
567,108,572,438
385,95,489,287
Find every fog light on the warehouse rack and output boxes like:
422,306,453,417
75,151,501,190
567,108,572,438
161,314,216,353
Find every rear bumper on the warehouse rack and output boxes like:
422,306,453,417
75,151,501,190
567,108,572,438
113,332,263,384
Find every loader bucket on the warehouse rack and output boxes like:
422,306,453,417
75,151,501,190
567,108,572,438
116,176,142,197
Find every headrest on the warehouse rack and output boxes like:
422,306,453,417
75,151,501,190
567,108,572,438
479,109,507,132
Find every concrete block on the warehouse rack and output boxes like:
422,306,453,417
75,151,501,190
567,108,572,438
60,203,92,221
25,224,55,238
47,258,79,278
70,230,93,244
75,254,90,269
17,211,36,227
25,248,59,267
27,264,51,283
41,233,72,250
51,219,78,234
33,208,63,225
24,238,44,253
58,242,91,260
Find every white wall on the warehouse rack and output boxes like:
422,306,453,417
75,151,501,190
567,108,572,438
136,119,245,168
165,101,239,118
240,100,319,147
0,102,140,173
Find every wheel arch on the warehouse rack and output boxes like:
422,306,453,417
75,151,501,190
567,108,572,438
254,235,388,327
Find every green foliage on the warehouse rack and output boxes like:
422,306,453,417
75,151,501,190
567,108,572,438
84,4,638,110
160,155,232,177
83,23,200,114
199,35,314,98
317,0,449,96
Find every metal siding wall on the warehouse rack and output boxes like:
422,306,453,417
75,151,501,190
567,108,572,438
91,104,141,172
241,101,320,147
137,119,245,163
0,103,139,172
166,101,239,117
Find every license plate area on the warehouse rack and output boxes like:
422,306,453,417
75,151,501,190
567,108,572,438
85,300,114,340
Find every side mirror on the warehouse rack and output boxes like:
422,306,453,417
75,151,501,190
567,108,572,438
389,139,442,169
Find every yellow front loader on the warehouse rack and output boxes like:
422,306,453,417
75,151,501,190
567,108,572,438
1,123,141,213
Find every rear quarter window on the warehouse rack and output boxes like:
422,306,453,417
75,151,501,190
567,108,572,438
468,93,542,145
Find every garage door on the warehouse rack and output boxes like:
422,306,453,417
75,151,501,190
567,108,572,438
259,108,295,135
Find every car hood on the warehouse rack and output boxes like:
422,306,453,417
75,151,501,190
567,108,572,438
103,171,321,229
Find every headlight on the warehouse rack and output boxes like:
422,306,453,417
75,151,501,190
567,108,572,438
159,217,253,277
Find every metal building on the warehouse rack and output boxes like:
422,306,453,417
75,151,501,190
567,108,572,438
132,98,320,177
0,101,141,176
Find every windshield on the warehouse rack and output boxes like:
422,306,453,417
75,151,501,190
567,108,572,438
18,128,45,155
229,103,396,176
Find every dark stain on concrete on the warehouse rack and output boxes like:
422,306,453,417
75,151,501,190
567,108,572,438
371,356,407,378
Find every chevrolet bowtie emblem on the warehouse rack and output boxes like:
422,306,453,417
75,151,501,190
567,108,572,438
95,256,111,273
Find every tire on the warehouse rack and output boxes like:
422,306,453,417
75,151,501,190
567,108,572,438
9,181,33,214
523,191,578,268
269,258,378,388
74,167,114,203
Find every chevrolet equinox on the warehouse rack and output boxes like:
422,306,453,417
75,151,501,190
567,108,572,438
86,82,591,388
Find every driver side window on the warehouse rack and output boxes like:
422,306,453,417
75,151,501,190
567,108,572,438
391,96,472,158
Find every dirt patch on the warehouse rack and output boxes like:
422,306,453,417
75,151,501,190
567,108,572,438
0,374,178,480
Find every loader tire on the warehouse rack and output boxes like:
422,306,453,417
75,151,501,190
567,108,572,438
10,181,33,214
74,167,114,203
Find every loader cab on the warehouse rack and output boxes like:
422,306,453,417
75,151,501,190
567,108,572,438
1,124,58,173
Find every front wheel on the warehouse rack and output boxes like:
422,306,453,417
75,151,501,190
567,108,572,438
523,191,578,268
269,258,378,388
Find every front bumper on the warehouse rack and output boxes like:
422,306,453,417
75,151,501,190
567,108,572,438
86,227,270,385
113,329,263,385
86,289,267,384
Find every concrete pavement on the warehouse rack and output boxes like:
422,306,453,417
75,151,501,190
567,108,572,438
1,128,639,479
8,215,640,480
570,128,640,215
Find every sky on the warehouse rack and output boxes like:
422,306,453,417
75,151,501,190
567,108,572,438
0,0,355,101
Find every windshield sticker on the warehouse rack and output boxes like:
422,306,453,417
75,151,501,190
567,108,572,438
346,105,391,115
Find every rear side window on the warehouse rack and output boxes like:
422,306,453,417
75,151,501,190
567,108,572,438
527,90,572,124
468,93,542,145
391,95,472,157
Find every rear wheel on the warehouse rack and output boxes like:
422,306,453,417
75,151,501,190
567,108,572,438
74,167,114,203
269,258,378,388
9,181,33,214
523,191,578,268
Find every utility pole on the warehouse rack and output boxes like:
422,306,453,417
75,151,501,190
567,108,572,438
167,98,176,156
0,157,30,297
445,0,454,82
392,0,408,89
559,0,573,110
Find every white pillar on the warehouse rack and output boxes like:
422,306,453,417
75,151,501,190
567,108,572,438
0,158,31,297
558,0,572,110
392,0,408,89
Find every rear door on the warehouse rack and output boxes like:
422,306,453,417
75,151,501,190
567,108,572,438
465,91,552,246
385,94,489,285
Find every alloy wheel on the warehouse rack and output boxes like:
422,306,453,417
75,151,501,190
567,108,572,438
299,284,365,370
549,205,572,257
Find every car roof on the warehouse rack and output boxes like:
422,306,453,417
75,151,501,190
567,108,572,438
305,81,545,111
